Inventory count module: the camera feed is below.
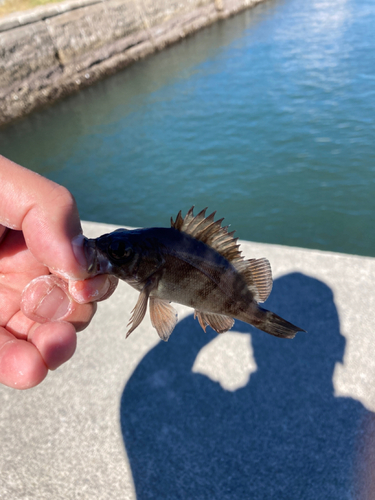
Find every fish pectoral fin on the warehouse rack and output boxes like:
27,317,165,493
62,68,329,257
126,289,150,338
194,310,234,334
149,298,178,342
126,273,162,338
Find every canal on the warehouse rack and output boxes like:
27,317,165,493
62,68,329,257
1,0,374,257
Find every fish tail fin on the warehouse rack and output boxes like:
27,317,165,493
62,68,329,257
250,306,305,339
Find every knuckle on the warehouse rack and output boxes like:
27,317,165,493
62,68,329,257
49,184,76,212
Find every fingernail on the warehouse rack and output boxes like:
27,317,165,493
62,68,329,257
35,285,71,321
22,276,73,322
69,275,116,304
71,234,88,270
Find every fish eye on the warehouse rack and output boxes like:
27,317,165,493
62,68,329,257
108,240,133,261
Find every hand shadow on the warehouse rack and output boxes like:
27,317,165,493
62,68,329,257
120,273,372,500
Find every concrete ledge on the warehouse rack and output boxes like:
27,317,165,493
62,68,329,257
0,0,264,127
0,220,374,498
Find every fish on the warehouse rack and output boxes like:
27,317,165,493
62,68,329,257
84,207,305,341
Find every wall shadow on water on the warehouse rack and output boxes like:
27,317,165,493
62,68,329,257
120,273,371,499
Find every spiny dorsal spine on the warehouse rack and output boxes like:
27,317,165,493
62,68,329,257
171,207,242,263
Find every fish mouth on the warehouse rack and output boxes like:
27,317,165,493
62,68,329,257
83,236,115,275
84,238,98,274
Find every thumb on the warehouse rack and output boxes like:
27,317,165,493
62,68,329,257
0,155,89,279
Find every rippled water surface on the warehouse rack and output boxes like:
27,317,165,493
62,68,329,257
1,0,374,256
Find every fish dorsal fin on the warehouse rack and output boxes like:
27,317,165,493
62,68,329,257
171,206,243,263
245,258,273,303
171,207,273,303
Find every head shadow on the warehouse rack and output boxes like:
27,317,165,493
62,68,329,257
120,272,370,499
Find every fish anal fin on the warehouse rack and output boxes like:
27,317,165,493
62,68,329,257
247,258,273,303
194,310,207,333
195,310,234,334
149,298,178,341
126,288,150,338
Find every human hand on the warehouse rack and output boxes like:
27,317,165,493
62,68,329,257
0,155,118,389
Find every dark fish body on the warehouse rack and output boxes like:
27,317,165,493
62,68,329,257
85,208,305,341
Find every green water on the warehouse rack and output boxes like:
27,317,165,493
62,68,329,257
1,0,374,256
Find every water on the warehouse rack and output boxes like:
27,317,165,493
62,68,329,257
1,0,374,257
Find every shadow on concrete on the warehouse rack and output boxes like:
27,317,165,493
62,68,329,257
120,273,371,499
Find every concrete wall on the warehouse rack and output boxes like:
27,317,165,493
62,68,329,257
0,0,263,127
1,220,375,498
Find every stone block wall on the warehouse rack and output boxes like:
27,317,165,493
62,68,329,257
0,0,263,126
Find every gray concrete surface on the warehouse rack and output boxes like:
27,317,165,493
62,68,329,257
1,220,375,499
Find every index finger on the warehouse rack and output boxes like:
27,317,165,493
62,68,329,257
0,155,89,280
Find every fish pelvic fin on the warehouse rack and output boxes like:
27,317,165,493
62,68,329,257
149,298,178,341
251,307,306,339
194,310,235,334
171,207,273,304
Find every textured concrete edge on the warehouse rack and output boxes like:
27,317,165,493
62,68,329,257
0,0,103,32
0,0,264,127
